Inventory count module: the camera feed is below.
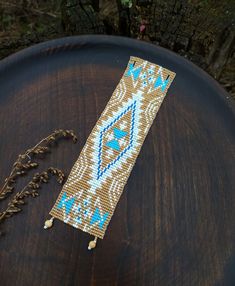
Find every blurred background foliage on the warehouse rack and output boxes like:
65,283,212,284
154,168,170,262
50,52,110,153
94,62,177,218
0,0,234,97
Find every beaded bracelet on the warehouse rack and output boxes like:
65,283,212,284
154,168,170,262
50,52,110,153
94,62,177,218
44,56,176,249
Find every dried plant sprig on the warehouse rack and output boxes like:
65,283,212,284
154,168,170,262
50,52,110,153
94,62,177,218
0,129,77,201
0,167,65,224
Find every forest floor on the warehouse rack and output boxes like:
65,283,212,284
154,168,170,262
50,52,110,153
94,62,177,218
0,0,234,99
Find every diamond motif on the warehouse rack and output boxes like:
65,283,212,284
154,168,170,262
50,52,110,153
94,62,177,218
97,101,136,180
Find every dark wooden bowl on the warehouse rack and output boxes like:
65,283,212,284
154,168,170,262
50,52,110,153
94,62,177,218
0,35,234,286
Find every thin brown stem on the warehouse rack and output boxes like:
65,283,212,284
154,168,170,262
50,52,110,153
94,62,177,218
0,167,65,224
0,129,77,201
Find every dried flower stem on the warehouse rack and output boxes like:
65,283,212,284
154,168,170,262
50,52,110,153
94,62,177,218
0,129,77,201
0,167,65,223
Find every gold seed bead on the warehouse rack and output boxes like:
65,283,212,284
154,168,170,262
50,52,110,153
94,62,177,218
44,217,54,229
88,237,98,250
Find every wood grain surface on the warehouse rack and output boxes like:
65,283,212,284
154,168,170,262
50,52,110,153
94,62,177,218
0,35,234,286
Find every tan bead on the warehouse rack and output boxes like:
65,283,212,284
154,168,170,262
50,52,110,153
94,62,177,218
88,240,96,250
44,218,53,229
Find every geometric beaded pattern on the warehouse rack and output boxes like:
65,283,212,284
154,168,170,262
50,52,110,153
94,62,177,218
49,56,176,239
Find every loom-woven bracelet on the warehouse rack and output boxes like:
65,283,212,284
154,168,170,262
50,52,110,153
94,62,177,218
44,56,176,249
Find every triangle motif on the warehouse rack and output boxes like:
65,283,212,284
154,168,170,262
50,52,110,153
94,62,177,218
106,139,120,151
113,128,127,139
